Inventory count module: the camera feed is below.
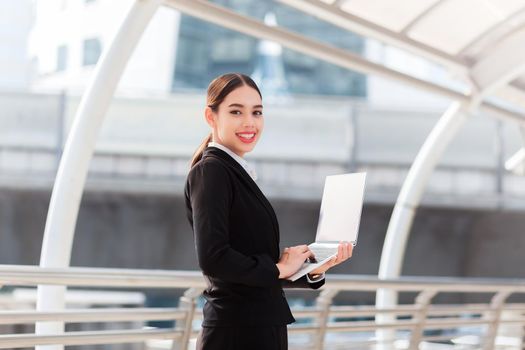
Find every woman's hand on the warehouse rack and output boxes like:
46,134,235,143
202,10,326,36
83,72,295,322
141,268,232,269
276,244,314,279
308,241,353,275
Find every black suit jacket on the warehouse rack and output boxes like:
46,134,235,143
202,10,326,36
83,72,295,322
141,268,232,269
184,146,325,327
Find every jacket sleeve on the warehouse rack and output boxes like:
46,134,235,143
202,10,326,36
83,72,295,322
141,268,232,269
185,161,280,288
280,274,325,290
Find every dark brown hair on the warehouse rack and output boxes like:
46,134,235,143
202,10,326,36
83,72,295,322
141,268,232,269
189,73,262,168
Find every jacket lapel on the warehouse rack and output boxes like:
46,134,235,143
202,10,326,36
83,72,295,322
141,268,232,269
202,147,280,241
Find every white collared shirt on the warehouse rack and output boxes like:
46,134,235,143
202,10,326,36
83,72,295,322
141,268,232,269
207,141,325,284
207,141,258,181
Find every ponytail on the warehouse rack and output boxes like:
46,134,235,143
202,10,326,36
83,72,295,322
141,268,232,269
190,133,213,168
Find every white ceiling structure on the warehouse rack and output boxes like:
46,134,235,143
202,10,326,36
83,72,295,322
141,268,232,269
277,0,525,113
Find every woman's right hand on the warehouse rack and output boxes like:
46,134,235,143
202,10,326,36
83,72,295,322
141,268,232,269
276,245,314,279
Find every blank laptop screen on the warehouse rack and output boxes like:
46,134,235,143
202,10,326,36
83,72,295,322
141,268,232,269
314,172,367,244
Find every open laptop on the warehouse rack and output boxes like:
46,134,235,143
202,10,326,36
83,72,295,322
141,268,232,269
286,172,367,281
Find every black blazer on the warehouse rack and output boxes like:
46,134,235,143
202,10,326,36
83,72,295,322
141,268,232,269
184,146,325,327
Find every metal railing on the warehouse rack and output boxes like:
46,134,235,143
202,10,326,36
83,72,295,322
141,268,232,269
1,264,525,349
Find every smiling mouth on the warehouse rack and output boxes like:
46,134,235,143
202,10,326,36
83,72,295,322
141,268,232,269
236,132,256,143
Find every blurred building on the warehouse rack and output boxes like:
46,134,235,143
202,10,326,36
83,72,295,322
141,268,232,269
28,0,181,95
172,0,367,98
27,0,369,98
0,0,34,90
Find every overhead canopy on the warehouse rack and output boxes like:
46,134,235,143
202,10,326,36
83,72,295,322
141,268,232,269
276,0,525,112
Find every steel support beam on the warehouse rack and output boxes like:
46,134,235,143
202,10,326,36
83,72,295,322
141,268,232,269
375,100,477,347
36,1,162,350
471,27,525,96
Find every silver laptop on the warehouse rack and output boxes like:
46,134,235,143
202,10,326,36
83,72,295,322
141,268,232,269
286,172,367,281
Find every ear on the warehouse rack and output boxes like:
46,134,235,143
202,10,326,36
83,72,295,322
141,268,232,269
204,106,215,128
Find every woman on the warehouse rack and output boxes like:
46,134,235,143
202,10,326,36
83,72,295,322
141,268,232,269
184,72,353,350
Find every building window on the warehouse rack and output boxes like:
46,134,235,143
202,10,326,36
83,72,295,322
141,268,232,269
211,36,252,63
82,38,101,66
56,45,68,72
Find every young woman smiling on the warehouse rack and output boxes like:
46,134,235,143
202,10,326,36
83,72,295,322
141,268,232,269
184,72,353,350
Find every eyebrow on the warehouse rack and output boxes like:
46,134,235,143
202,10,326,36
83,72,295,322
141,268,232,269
228,103,263,109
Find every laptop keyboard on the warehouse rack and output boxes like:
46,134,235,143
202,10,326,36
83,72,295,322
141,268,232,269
308,246,338,263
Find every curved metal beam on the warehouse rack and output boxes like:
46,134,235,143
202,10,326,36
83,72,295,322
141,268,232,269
471,26,525,96
36,1,162,350
399,0,446,35
457,7,525,57
375,100,477,347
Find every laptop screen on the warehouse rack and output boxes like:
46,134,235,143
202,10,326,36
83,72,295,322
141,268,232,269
314,172,367,244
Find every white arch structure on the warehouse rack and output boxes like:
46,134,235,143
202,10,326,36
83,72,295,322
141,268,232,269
36,0,525,348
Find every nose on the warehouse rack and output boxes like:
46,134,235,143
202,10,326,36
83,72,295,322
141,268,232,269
242,114,256,127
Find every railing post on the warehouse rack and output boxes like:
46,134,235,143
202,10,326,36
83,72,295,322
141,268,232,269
483,291,511,350
408,290,437,350
313,288,339,350
174,288,202,350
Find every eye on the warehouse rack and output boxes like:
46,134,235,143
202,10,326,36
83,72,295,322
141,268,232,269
230,110,241,115
254,110,263,116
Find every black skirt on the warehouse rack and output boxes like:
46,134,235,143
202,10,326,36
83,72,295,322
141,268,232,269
196,324,288,350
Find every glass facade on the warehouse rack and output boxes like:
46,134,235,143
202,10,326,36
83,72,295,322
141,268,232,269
172,0,367,97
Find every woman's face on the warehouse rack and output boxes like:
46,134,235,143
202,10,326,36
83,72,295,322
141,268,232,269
205,85,264,158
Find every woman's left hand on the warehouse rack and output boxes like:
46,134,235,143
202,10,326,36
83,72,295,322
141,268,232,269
308,241,353,275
